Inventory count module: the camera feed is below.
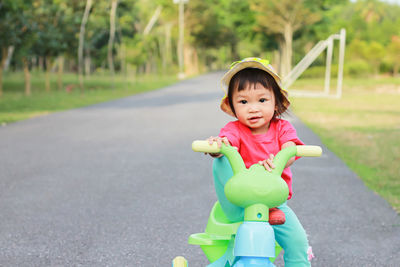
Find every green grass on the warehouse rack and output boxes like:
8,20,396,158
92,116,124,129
290,76,400,213
0,72,177,124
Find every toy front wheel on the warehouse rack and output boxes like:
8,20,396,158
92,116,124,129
172,256,188,267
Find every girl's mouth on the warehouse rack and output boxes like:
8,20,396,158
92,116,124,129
248,116,262,123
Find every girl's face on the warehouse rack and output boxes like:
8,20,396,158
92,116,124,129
232,82,276,135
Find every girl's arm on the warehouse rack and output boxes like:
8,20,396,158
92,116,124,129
281,141,296,168
259,141,296,171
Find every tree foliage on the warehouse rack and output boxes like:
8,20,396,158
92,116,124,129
1,0,400,97
250,0,321,76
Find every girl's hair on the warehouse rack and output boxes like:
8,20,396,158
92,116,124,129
227,68,288,118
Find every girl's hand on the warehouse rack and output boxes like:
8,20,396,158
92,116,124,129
207,136,230,148
206,136,230,158
259,154,276,172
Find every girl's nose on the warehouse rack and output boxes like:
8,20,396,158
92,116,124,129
248,104,259,112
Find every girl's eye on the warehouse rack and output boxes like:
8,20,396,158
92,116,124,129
239,100,247,104
259,98,268,103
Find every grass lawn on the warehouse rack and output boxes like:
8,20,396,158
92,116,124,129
289,76,400,213
0,72,177,124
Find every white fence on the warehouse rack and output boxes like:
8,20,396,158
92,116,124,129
282,28,346,98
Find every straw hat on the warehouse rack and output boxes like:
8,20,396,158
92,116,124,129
220,57,290,117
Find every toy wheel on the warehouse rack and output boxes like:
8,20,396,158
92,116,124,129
172,256,188,267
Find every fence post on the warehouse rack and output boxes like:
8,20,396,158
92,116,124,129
336,29,346,98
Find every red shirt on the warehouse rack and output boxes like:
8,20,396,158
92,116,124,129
219,119,304,199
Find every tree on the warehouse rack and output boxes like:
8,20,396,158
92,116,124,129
0,0,30,97
157,0,180,73
347,39,368,60
49,0,83,91
14,8,37,96
250,0,320,77
183,0,255,72
30,0,70,92
122,0,172,75
78,0,93,91
365,41,385,75
185,0,226,73
0,0,37,96
387,36,400,76
108,0,138,76
108,0,118,86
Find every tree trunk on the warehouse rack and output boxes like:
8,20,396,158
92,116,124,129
281,23,293,78
393,63,399,77
108,0,118,88
45,56,52,92
177,0,185,78
0,47,8,97
78,0,93,91
119,43,126,77
277,37,284,76
193,48,199,75
145,61,151,75
230,42,239,61
165,23,172,70
127,64,137,81
38,56,44,72
57,55,64,91
372,59,380,76
143,6,162,36
22,57,31,96
4,46,14,71
273,50,281,75
157,35,166,74
0,66,3,98
184,45,199,76
85,46,91,76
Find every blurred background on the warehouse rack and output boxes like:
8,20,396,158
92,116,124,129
1,0,400,94
0,0,399,212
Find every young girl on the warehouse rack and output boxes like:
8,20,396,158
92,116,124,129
207,58,313,266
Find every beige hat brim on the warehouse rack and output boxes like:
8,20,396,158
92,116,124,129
220,96,235,117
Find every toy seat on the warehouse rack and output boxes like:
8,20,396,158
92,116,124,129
188,201,241,263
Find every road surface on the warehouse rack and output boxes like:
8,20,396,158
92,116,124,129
0,72,399,266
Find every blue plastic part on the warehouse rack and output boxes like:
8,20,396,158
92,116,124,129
213,156,244,222
207,251,228,267
234,222,276,258
233,256,275,267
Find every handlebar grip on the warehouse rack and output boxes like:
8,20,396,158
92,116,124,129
192,140,221,153
296,145,322,157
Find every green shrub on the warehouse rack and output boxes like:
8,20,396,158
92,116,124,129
300,65,338,78
344,59,373,77
297,59,380,79
380,59,394,74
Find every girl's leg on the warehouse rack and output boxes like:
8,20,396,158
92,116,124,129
272,203,311,267
212,156,244,222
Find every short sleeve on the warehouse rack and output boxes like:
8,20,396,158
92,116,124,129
219,121,240,149
278,120,304,146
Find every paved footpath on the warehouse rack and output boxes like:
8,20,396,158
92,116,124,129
0,72,399,266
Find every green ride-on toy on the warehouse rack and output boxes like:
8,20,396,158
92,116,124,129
173,140,322,266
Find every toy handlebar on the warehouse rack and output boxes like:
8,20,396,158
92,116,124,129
192,140,221,153
192,140,322,157
192,140,322,176
296,145,322,157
